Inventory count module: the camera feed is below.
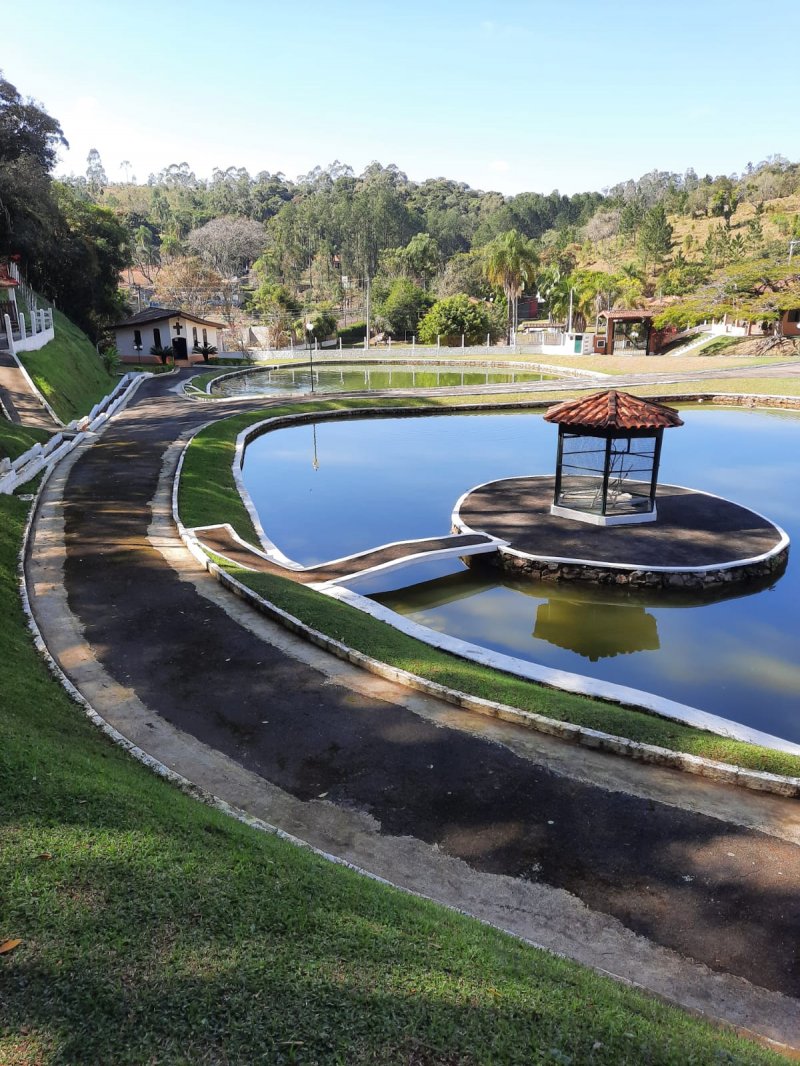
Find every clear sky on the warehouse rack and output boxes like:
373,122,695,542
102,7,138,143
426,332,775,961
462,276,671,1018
5,0,799,196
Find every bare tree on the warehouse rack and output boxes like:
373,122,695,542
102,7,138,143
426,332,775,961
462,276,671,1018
186,217,266,277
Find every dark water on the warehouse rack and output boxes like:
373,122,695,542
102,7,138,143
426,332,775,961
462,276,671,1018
212,361,553,396
242,407,800,742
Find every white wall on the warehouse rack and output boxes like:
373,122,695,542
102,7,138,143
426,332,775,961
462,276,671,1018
115,317,221,358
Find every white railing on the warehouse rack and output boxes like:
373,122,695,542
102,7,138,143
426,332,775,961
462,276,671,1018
1,263,55,353
0,372,151,494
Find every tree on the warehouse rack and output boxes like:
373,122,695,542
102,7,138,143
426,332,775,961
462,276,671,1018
400,232,440,287
0,72,66,170
481,229,538,342
436,251,490,299
186,216,266,276
374,277,433,336
86,147,108,192
154,256,222,318
35,183,130,338
250,281,298,348
0,71,66,265
417,294,495,346
636,204,673,271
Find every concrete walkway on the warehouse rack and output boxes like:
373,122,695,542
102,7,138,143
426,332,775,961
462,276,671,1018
0,348,59,430
25,370,800,1048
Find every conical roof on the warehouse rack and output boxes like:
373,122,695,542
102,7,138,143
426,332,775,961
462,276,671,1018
544,390,683,431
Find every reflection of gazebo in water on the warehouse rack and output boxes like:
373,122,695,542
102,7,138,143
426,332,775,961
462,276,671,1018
534,598,659,661
544,390,683,526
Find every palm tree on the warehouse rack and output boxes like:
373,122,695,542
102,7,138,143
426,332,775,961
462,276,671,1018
482,230,538,343
192,341,218,363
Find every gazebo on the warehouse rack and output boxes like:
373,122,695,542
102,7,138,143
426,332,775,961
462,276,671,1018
543,390,684,525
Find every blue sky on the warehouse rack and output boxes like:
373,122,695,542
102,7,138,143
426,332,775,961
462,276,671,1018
5,0,799,195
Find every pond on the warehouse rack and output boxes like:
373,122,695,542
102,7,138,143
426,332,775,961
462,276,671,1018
211,361,554,396
241,406,800,743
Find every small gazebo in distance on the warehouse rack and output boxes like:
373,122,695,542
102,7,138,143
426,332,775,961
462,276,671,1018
544,390,684,525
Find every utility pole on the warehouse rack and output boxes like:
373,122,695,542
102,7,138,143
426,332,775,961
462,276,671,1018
364,273,371,350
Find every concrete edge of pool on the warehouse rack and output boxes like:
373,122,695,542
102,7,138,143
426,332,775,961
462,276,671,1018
203,356,606,397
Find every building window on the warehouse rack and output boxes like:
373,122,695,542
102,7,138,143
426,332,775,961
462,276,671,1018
787,309,800,323
153,327,162,348
133,329,142,351
202,328,208,344
192,326,198,346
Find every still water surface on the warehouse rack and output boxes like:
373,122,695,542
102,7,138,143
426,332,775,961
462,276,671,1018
212,361,553,396
242,408,800,741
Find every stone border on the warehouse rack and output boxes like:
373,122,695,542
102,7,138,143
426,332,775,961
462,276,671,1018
176,415,800,793
451,475,790,590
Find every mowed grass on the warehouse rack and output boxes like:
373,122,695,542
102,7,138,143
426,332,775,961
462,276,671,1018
179,400,800,780
1,497,785,1064
19,310,117,423
0,419,50,461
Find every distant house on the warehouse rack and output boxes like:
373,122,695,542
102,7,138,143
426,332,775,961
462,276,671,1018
781,308,800,337
0,262,19,328
593,310,671,356
113,308,224,363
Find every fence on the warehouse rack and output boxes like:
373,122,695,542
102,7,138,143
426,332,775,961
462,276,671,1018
1,262,55,353
0,372,151,494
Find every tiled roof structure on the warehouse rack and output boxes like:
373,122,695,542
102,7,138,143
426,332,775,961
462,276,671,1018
544,390,684,431
0,264,19,288
113,307,224,328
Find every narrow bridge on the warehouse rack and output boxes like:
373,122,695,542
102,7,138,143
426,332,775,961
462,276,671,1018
191,523,504,588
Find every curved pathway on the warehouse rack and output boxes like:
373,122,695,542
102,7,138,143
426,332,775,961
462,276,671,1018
26,370,800,1046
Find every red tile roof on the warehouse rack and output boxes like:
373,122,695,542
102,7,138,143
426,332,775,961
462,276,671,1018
544,390,684,431
0,264,18,288
598,309,656,321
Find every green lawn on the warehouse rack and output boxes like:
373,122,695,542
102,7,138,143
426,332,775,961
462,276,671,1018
179,400,800,781
0,419,50,462
19,310,117,423
1,494,783,1064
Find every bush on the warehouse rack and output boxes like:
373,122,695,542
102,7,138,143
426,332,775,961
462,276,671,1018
417,294,493,346
338,321,367,345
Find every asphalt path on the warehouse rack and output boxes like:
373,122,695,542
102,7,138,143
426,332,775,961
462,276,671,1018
51,371,800,1005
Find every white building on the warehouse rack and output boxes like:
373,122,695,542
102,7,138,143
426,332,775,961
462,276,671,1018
113,308,224,363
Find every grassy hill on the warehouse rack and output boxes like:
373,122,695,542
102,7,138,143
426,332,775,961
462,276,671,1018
577,193,800,276
19,310,118,424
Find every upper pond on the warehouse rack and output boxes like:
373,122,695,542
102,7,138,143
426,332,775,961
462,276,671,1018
211,361,554,396
241,406,800,743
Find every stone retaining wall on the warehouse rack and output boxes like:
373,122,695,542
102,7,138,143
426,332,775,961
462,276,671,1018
464,542,790,590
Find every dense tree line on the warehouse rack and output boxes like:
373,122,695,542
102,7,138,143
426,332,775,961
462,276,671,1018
0,72,129,339
4,66,800,344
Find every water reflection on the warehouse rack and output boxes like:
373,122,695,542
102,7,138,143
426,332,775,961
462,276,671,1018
533,599,659,661
374,566,776,664
213,362,553,397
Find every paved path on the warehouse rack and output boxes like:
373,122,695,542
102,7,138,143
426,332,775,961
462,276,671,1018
194,525,501,584
26,369,800,1045
0,348,59,429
